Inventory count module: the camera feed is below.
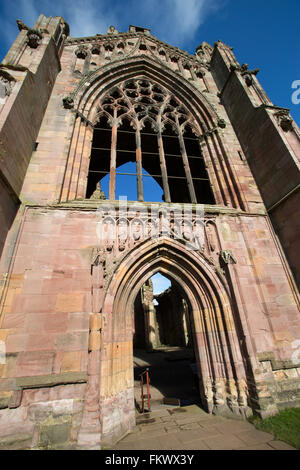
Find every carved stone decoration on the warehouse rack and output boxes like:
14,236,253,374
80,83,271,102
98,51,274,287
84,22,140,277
205,222,219,254
75,46,88,59
218,119,226,129
107,25,118,35
91,44,101,55
102,216,116,252
90,182,106,200
91,248,105,312
182,221,194,241
230,63,259,88
16,19,29,31
118,218,128,251
240,63,249,73
244,74,253,87
195,44,210,65
130,218,144,243
275,110,294,132
240,63,259,87
61,20,70,38
0,71,15,104
194,67,206,78
62,96,74,109
220,250,237,265
95,78,199,138
26,29,42,48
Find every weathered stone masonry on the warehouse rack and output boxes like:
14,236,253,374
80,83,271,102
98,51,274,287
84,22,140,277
0,15,299,449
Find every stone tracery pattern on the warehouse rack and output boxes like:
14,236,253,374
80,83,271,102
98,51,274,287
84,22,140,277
67,31,210,79
85,78,214,204
95,79,199,135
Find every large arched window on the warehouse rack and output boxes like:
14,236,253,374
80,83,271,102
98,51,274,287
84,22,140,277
86,79,215,204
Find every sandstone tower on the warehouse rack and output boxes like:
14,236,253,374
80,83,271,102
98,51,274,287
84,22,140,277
0,15,299,449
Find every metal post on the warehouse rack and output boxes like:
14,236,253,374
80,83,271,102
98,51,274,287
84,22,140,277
140,374,144,413
146,368,151,412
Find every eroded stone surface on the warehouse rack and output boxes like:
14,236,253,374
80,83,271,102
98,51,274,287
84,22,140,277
0,15,299,450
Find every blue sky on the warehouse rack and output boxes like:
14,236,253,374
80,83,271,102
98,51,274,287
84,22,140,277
151,273,171,295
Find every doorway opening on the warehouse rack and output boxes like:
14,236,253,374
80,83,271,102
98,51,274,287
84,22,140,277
133,272,201,412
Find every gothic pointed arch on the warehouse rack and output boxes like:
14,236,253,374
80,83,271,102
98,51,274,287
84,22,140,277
61,54,248,208
98,236,251,444
71,55,221,131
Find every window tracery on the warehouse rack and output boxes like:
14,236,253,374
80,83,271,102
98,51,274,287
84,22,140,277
86,79,215,204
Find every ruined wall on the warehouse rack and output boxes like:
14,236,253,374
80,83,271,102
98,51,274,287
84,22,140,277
0,15,69,257
0,177,19,257
0,203,299,447
0,20,299,449
210,42,300,287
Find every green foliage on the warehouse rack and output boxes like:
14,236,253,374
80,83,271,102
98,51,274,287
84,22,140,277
249,408,300,450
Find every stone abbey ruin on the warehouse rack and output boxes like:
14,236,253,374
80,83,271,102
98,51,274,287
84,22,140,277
0,15,299,449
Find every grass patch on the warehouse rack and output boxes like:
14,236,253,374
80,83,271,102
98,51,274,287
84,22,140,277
248,408,300,449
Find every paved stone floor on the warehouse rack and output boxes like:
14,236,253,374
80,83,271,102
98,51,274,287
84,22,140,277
111,405,296,451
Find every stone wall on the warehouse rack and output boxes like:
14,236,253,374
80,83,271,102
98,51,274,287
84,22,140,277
210,42,300,288
0,19,299,448
0,202,298,446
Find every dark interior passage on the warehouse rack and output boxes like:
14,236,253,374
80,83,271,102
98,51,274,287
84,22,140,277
133,273,201,411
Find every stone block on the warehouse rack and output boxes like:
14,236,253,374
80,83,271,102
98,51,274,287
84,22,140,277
54,331,88,351
15,351,55,377
16,371,88,389
89,331,101,351
89,313,102,331
61,351,82,373
0,390,12,409
0,432,33,450
39,422,71,448
28,402,53,422
55,293,83,313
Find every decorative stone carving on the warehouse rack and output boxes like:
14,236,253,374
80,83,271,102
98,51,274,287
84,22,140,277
131,218,144,243
102,216,115,252
62,96,74,109
16,19,29,31
275,110,294,132
61,21,70,38
26,29,42,48
0,72,15,104
195,44,210,65
240,63,259,87
67,29,210,80
230,63,259,87
118,218,128,251
75,46,88,59
90,182,106,200
91,44,101,55
194,67,206,78
218,118,226,129
95,78,199,137
107,25,118,35
220,250,237,265
205,222,219,253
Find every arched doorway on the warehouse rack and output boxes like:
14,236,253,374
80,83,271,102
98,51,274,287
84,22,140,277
99,237,250,445
133,271,199,411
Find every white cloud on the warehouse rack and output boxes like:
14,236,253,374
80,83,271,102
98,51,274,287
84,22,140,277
119,0,224,48
0,0,224,60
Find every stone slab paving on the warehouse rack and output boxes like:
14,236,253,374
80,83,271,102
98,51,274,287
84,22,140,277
110,405,296,451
